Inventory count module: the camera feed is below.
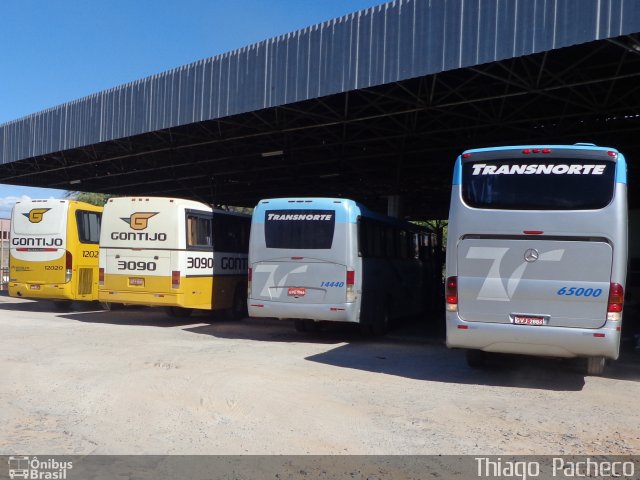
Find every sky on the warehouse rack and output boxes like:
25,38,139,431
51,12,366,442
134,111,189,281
0,0,385,217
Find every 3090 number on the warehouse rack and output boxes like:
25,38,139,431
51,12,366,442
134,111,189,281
556,287,602,297
117,260,157,271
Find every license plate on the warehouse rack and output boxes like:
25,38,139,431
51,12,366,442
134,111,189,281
288,287,306,297
29,284,40,290
513,315,546,326
129,277,144,286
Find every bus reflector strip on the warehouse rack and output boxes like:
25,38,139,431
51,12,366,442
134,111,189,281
457,325,468,329
251,304,264,308
171,271,180,289
330,307,345,311
523,230,544,235
593,333,606,338
291,257,303,260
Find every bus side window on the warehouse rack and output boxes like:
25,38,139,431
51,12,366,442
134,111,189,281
187,214,213,248
76,210,101,244
213,214,251,253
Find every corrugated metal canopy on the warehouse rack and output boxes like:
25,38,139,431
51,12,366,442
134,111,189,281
1,0,640,217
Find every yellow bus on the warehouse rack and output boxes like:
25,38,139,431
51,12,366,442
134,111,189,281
9,199,103,306
98,197,250,318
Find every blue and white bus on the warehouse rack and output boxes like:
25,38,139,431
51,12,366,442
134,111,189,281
445,144,627,375
248,198,437,333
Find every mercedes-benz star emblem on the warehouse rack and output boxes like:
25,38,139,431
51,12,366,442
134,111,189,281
524,248,539,263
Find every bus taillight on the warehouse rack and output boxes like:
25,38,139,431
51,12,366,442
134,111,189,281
607,282,624,321
248,268,252,296
99,268,104,286
446,276,458,312
65,250,73,283
171,271,180,289
346,270,355,302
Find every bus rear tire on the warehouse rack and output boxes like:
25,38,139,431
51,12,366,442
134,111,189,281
165,306,193,318
586,356,606,376
227,287,247,321
466,350,486,368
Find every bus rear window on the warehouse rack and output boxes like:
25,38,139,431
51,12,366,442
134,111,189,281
462,159,616,210
265,210,335,249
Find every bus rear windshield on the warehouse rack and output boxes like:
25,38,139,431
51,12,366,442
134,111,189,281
264,210,335,249
462,158,616,210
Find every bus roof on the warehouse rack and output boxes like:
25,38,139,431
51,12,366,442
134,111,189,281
255,197,429,232
461,144,620,155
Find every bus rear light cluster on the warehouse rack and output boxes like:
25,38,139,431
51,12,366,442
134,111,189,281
607,282,624,321
247,267,252,296
171,271,180,289
346,270,356,302
65,250,73,283
99,268,105,286
446,276,458,312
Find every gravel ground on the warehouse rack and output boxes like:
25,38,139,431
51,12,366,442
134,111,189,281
1,293,639,455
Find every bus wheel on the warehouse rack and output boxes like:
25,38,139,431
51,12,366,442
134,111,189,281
165,306,193,318
465,350,486,368
586,356,606,376
294,319,308,332
371,303,390,336
228,287,247,321
53,300,73,311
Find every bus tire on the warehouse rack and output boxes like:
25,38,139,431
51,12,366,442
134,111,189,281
294,319,308,332
371,301,391,336
165,306,193,318
228,286,247,321
53,300,73,311
466,350,486,368
586,356,606,376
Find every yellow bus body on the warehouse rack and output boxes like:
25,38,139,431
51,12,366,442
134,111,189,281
98,197,249,313
9,199,103,302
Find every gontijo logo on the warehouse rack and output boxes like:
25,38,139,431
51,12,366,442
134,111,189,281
120,212,158,230
22,208,51,223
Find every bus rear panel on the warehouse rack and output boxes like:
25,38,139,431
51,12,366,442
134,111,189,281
249,198,360,323
446,145,627,363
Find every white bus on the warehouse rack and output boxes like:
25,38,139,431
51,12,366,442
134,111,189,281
248,197,437,333
99,197,250,318
445,144,627,375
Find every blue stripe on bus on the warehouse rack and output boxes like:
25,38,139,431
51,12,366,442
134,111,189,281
452,157,462,185
253,198,356,223
616,154,627,184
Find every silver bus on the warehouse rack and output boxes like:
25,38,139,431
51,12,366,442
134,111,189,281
446,144,627,375
248,197,437,333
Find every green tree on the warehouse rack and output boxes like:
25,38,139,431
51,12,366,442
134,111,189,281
64,191,113,207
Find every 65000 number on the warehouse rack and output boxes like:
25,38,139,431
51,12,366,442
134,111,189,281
556,287,602,297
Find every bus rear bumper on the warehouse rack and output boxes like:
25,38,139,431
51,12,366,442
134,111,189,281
9,282,73,301
248,299,358,323
446,312,621,360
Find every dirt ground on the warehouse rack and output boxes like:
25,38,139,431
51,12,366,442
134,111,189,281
1,293,639,455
